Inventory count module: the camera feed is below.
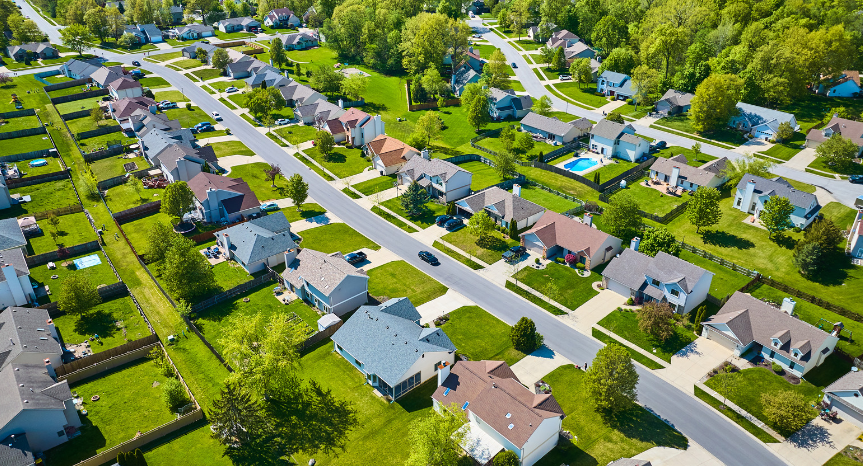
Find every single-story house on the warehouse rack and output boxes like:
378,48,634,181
806,116,863,156
295,100,345,125
278,32,318,50
214,17,260,33
488,88,533,120
451,63,481,97
7,43,57,61
520,210,621,268
181,41,218,60
282,248,369,316
263,8,301,28
215,212,295,273
89,65,125,88
332,298,456,400
655,89,694,115
109,96,158,120
733,174,821,229
152,144,218,183
321,108,385,147
849,210,863,259
432,360,565,466
823,71,861,98
0,248,36,308
729,102,799,140
166,24,215,41
0,218,27,255
703,292,838,376
649,154,729,191
824,370,863,428
280,80,326,107
602,248,713,314
520,112,591,144
365,134,421,175
188,172,261,223
456,187,546,230
597,70,635,99
398,155,472,202
123,25,147,43
588,119,649,162
59,58,102,80
546,29,580,49
137,24,163,43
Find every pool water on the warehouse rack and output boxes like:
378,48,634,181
29,159,48,167
73,254,102,270
563,157,599,172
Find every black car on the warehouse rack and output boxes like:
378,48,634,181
132,60,141,66
651,140,667,150
418,251,439,265
443,218,464,231
850,175,863,184
435,215,453,226
502,245,527,262
344,251,367,264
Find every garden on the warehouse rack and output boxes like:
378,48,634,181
26,211,97,255
439,305,526,366
52,296,149,352
514,262,599,310
367,260,448,306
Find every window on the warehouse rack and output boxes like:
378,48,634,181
434,361,442,371
670,289,680,297
651,279,660,286
57,431,65,437
736,198,742,207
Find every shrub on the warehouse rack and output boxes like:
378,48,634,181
772,362,782,374
185,102,192,110
494,450,519,466
626,297,634,305
511,317,544,353
576,262,585,270
161,378,189,412
792,226,801,233
625,98,633,104
535,258,540,264
555,257,564,264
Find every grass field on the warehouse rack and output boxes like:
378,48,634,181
380,197,447,229
598,310,696,362
298,223,380,254
66,117,119,135
6,179,79,217
476,134,555,161
27,211,96,255
148,51,182,62
808,156,863,176
762,132,806,161
367,260,448,306
173,58,206,69
0,133,53,156
227,163,291,200
515,263,599,310
89,155,148,181
694,386,779,443
103,183,164,213
0,115,41,132
653,147,718,166
207,140,254,157
439,306,526,365
302,146,371,178
0,75,51,112
455,160,506,191
442,227,518,264
592,158,641,183
53,297,149,351
29,251,117,304
352,175,396,195
518,165,601,203
654,115,747,146
511,185,578,212
77,131,137,151
677,250,753,298
278,203,327,223
55,96,106,114
165,106,217,129
610,177,691,215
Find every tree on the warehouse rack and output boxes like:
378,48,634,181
803,218,843,251
117,32,135,49
421,68,448,99
340,73,369,101
514,131,535,154
638,227,680,257
463,83,490,132
552,45,566,70
775,121,794,142
84,7,108,42
8,14,44,45
209,379,265,449
630,64,660,108
599,47,638,76
570,58,593,88
195,46,208,63
538,45,555,67
691,142,702,162
144,222,175,263
713,364,739,406
690,74,743,133
89,105,103,126
760,196,794,240
285,173,309,209
693,305,707,328
310,64,344,94
507,219,517,240
264,163,282,187
415,112,442,147
638,301,675,342
78,168,99,199
761,391,815,435
269,37,287,69
161,378,189,412
592,16,626,53
720,153,774,188
60,23,93,56
58,275,102,317
606,111,624,123
160,181,194,224
245,86,283,122
400,181,430,217
405,405,467,466
793,241,822,276
105,7,125,39
46,213,60,233
584,343,638,414
815,133,858,172
210,47,230,72
687,186,722,233
315,130,335,161
162,235,217,302
602,192,642,238
494,450,519,466
493,150,516,180
127,174,145,201
499,126,515,151
467,210,495,244
510,317,543,353
483,49,512,90
533,95,552,116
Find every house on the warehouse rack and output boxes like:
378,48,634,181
597,70,635,99
282,248,369,315
331,298,456,400
123,25,147,43
398,155,472,202
223,56,262,79
588,119,649,162
0,248,37,308
733,174,821,229
849,210,863,260
546,30,580,49
806,116,863,156
167,24,215,41
170,5,184,23
703,292,838,376
181,41,218,60
563,42,595,61
602,248,713,314
648,154,729,192
729,103,799,140
244,64,290,88
823,370,863,428
0,174,13,211
152,144,218,183
59,58,102,80
520,112,591,144
278,32,318,50
89,65,125,88
448,47,484,73
0,308,62,370
120,109,178,135
188,172,261,223
295,100,344,125
655,89,694,115
108,96,158,121
451,63,481,97
824,71,861,98
431,360,564,466
7,43,57,61
280,80,326,107
0,218,27,255
214,17,260,33
263,8,301,28
140,126,198,167
526,25,540,41
137,24,163,43
320,108,385,147
456,187,546,230
106,77,143,100
365,134,421,175
488,88,533,120
520,210,621,267
215,212,295,273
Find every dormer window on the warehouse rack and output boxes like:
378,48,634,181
651,279,660,286
772,339,779,348
792,350,801,359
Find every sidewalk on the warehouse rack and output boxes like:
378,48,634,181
593,323,668,367
695,382,784,442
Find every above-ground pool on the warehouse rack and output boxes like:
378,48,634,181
73,254,102,270
29,159,48,167
563,157,599,172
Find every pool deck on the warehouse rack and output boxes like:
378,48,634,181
555,152,605,175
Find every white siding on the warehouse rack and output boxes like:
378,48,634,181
589,236,622,267
392,349,455,388
0,409,74,452
521,417,562,466
606,278,633,298
682,271,713,314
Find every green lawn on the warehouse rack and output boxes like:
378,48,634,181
432,241,483,269
785,178,816,193
153,90,188,102
53,297,149,350
66,117,120,135
298,223,380,254
352,175,396,195
518,165,601,203
226,163,291,200
597,310,696,362
506,280,566,315
227,92,248,108
302,146,371,178
77,132,137,152
278,203,327,222
455,160,505,191
142,422,231,466
476,134,556,161
762,132,806,161
213,30,256,40
55,96,106,114
14,156,64,177
209,80,246,92
173,58,206,69
0,75,51,112
27,211,96,255
103,183,164,213
206,140,254,157
89,155,148,181
614,102,650,120
439,306,526,365
778,94,863,133
29,250,118,304
372,206,418,232
0,133,53,156
677,250,753,298
284,46,340,67
380,197,447,229
511,184,580,213
138,77,172,89
824,447,863,466
211,260,258,291
441,227,519,264
610,178,690,216
4,179,79,218
653,147,718,166
119,212,174,254
694,386,779,443
592,327,665,369
808,156,863,176
535,365,688,466
274,124,323,145
367,260,448,306
165,107,217,129
654,115,747,146
0,115,41,132
190,68,223,81
514,263,599,310
552,83,609,108
43,360,177,466
821,202,858,231
592,158,641,182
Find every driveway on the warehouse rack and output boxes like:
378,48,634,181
290,213,342,233
562,289,627,333
218,154,266,173
354,247,399,271
634,439,723,466
784,147,817,171
510,346,574,386
476,250,540,286
416,289,475,324
769,417,862,466
656,337,732,390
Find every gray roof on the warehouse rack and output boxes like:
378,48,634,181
246,66,290,88
489,88,532,111
0,363,72,429
295,100,344,121
181,41,218,55
0,249,30,284
216,212,295,265
89,66,124,87
806,116,863,148
278,32,317,45
141,127,196,162
590,119,637,142
398,156,468,184
331,298,455,385
175,24,214,35
0,434,34,466
280,81,322,105
216,16,260,26
658,89,694,108
570,117,593,130
736,173,818,210
0,219,25,253
599,70,628,85
0,308,61,371
282,248,367,297
452,64,480,90
154,144,216,172
63,58,102,78
651,155,728,187
826,370,863,394
563,42,593,60
734,102,797,132
138,23,162,38
520,112,578,137
456,187,545,223
8,42,55,55
602,249,709,294
644,251,708,293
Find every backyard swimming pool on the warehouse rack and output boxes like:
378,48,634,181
73,254,102,270
563,157,598,172
29,159,48,167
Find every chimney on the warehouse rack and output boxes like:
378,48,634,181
781,297,796,316
45,358,55,378
338,99,344,108
630,237,641,251
583,213,593,227
469,46,473,54
222,234,231,252
437,361,451,386
742,179,757,212
513,184,521,197
670,166,680,186
420,148,430,160
284,248,298,267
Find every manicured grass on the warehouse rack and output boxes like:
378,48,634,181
285,46,340,67
211,260,258,291
275,124,323,145
277,203,327,222
610,177,690,216
119,211,174,254
591,328,664,369
29,250,117,304
515,263,599,310
441,227,518,264
55,96,106,114
27,211,96,255
0,133,53,156
384,105,512,157
367,260,448,306
535,365,688,466
0,75,51,112
89,155,148,181
103,183,164,213
821,202,858,231
762,132,806,161
655,115,747,146
43,360,177,466
138,77,172,89
614,102,650,119
0,115,41,132
5,179,79,218
165,106,217,129
518,165,601,203
552,82,608,108
598,310,696,362
209,80,245,92
173,58,206,69
784,178,816,193
653,146,718,166
206,140,254,157
455,160,505,191
298,223,380,254
371,206,418,233
53,297,149,351
227,92,248,108
592,157,641,182
302,145,371,178
342,187,362,199
694,386,780,443
505,280,567,315
808,155,863,176
440,306,526,365
190,68,223,81
380,197,447,229
14,156,63,177
142,422,231,466
213,30,256,40
677,250,753,298
432,241,483,269
153,90,188,102
778,94,863,133
226,162,292,199
704,366,821,437
352,175,396,195
824,447,863,465
66,116,120,135
476,133,556,161
77,131,138,151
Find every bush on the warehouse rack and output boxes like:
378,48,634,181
792,226,801,233
772,362,782,374
535,258,540,264
576,262,585,270
494,450,519,466
511,317,544,353
625,98,633,104
161,378,189,412
185,102,192,110
626,297,634,305
555,257,564,264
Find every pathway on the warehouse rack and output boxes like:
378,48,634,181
289,213,342,233
634,440,724,466
416,289,476,324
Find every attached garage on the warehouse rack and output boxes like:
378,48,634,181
703,326,739,352
604,278,632,299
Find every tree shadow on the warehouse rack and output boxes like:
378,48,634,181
604,404,689,450
772,233,798,250
807,250,853,287
72,309,121,342
362,101,389,115
475,235,510,252
787,421,834,450
701,229,755,249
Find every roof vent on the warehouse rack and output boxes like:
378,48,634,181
505,413,511,418
19,384,23,387
507,424,514,430
23,400,28,404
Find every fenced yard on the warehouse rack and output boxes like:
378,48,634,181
53,296,149,352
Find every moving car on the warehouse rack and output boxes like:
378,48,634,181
502,245,527,262
443,218,464,231
850,175,863,184
418,251,439,265
212,111,222,121
435,215,452,226
225,86,239,93
274,118,290,125
344,251,367,264
511,62,518,68
132,60,141,66
260,201,279,212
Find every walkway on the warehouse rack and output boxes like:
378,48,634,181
416,289,475,324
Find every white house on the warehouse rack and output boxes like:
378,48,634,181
588,119,649,162
648,154,729,192
806,116,863,156
729,102,799,140
263,8,301,28
0,248,37,308
320,108,385,147
365,134,421,175
0,218,27,255
397,156,473,202
187,172,261,224
282,248,369,316
214,17,260,33
520,112,592,144
602,247,713,314
488,88,533,120
597,70,635,100
824,370,863,428
215,212,296,273
432,360,565,466
823,71,861,98
520,211,621,268
166,24,215,41
733,174,821,229
331,298,456,400
703,292,839,376
849,210,863,260
456,186,546,230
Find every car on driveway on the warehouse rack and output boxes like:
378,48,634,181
418,251,439,265
132,60,141,66
225,86,239,93
344,251,367,264
274,118,290,125
435,215,452,226
443,218,464,231
194,122,213,130
650,140,667,151
260,201,279,212
211,111,222,121
159,102,177,109
200,39,209,44
502,245,527,262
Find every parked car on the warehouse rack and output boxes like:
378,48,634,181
651,140,667,150
132,60,141,66
211,111,222,121
225,86,239,93
850,175,863,184
159,102,177,109
443,218,464,231
194,122,213,131
559,74,572,81
511,62,518,68
274,118,290,125
344,251,367,264
502,245,527,262
200,39,210,44
418,251,439,265
435,215,453,226
260,201,279,211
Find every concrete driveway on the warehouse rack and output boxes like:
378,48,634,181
354,247,399,271
770,417,862,466
416,289,475,324
564,289,626,333
290,213,342,233
656,337,732,390
510,346,573,386
476,250,541,286
635,440,723,466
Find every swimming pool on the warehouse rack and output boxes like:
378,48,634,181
29,159,48,167
563,157,599,172
73,254,102,270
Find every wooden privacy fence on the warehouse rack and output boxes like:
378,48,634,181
77,124,122,141
113,200,161,223
0,108,37,119
300,319,343,352
39,282,131,316
83,144,125,162
49,88,108,105
597,157,656,191
639,200,690,224
25,240,100,267
53,333,160,378
61,109,94,121
678,241,759,277
97,167,154,191
6,169,69,189
32,204,84,220
0,126,46,140
191,271,277,313
533,161,601,190
43,77,91,93
0,148,56,164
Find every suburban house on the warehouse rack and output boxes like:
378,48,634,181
278,32,319,50
109,95,157,120
546,29,580,49
397,156,473,202
655,89,694,115
331,298,456,400
170,5,184,23
563,42,595,61
151,144,218,183
806,116,863,156
703,292,839,376
215,212,295,273
137,24,163,43
214,17,261,33
243,64,290,88
106,76,143,100
295,100,345,125
320,108,385,147
849,210,863,260
488,88,533,120
0,308,62,371
520,112,592,144
733,174,821,229
588,119,649,162
59,58,102,80
181,41,218,60
123,25,147,43
166,24,215,41
0,175,12,211
282,248,369,316
123,110,180,135
520,210,621,268
432,360,565,466
824,370,863,428
188,172,261,223
648,154,729,192
597,70,635,100
602,248,713,314
451,63,481,97
0,248,37,308
729,103,799,140
89,64,125,87
456,187,546,230
263,8,301,28
280,80,326,107
7,43,58,61
446,47,484,72
0,218,28,255
823,71,861,98
365,134,421,175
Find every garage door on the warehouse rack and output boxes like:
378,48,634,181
523,237,544,253
704,327,738,351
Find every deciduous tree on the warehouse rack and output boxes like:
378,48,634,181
533,95,552,116
584,343,638,414
162,235,216,302
90,105,103,126
538,45,555,67
690,74,743,133
405,405,467,466
84,7,108,42
467,210,495,243
510,316,543,353
687,186,722,233
713,364,739,406
311,65,344,94
638,226,680,257
514,131,535,154
463,83,490,131
60,23,93,56
599,47,638,76
264,163,282,187
570,57,593,88
314,130,335,161
127,174,145,201
420,67,448,99
592,16,626,53
760,196,794,240
105,7,125,39
761,391,815,436
815,133,858,172
552,45,566,70
602,192,642,238
269,37,287,68
483,49,512,90
494,450,519,466
8,14,44,44
58,275,101,317
493,150,516,180
161,378,189,412
117,32,135,49
160,181,194,224
210,47,230,72
720,153,774,188
340,73,369,101
631,64,660,108
145,222,175,263
415,111,443,147
285,173,309,209
638,301,675,342
775,121,794,142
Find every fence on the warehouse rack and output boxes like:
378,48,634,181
405,80,461,111
32,204,84,220
0,126,47,140
638,200,690,225
678,241,759,277
39,282,132,315
77,124,122,141
0,108,37,119
300,319,343,352
61,109,94,121
0,148,56,164
83,144,125,162
42,77,91,93
54,333,160,379
524,180,585,210
49,88,109,105
191,271,277,313
33,69,62,86
113,200,162,223
533,161,601,190
97,167,154,191
597,157,656,192
25,240,100,267
757,276,863,326
6,169,69,189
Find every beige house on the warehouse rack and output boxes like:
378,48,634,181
520,211,621,268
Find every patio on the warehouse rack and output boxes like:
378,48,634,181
199,246,226,265
641,176,689,197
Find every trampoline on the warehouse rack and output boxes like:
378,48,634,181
73,254,102,270
29,159,48,167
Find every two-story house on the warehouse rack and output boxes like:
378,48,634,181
729,103,799,140
733,174,821,229
520,210,621,268
488,88,533,120
806,116,863,156
295,100,345,125
546,29,580,49
214,17,260,33
320,108,385,147
588,119,649,162
282,247,369,315
602,247,714,314
332,298,456,400
278,32,318,50
0,247,40,309
397,156,473,202
520,112,592,144
451,63,481,97
649,154,729,192
263,8,301,28
849,209,863,260
280,80,326,107
597,70,635,100
216,212,295,273
456,186,546,230
188,172,261,223
366,134,421,175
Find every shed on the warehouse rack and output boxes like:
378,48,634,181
317,313,342,331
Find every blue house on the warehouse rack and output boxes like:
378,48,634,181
733,174,821,229
137,24,163,43
281,248,369,316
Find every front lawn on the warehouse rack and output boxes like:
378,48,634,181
209,80,245,92
165,107,217,129
441,227,519,264
439,306,526,366
454,160,505,191
29,251,118,304
138,77,172,89
153,90,188,102
303,146,372,178
808,156,863,176
762,132,806,161
27,211,96,255
609,178,690,216
89,155,148,181
190,68,223,81
298,223,380,254
597,309,696,362
227,163,290,199
148,51,182,62
0,133,53,156
514,263,599,310
103,183,164,213
206,140,254,157
172,58,206,69
367,260,448,306
52,297,149,351
476,134,555,161
821,202,858,231
552,82,609,108
380,197,447,229
6,179,79,217
655,115,747,146
278,203,327,222
694,386,780,443
274,124,321,145
352,175,396,195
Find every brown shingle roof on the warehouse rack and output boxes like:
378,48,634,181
338,107,370,129
650,155,729,187
187,173,260,213
520,211,617,258
366,134,419,168
806,116,863,148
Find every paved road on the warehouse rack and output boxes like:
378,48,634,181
17,0,63,44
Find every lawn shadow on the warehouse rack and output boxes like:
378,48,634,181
475,235,511,253
807,251,853,287
395,379,436,413
70,309,122,342
701,229,755,249
534,440,598,466
43,416,107,466
362,101,389,115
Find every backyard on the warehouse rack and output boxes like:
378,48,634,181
0,115,41,132
226,163,291,200
367,260,448,306
7,179,79,217
609,178,691,216
89,155,148,181
103,183,164,213
677,250,753,298
0,75,51,112
514,262,599,310
0,133,53,156
52,296,149,351
297,223,380,254
654,146,718,166
454,160,505,191
597,309,696,362
55,96,106,114
77,132,138,152
29,251,118,304
441,227,518,264
66,116,120,135
27,211,96,255
511,184,581,213
591,158,641,183
475,133,555,161
16,156,64,177
439,306,526,366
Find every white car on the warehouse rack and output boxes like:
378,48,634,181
559,74,572,81
274,118,290,125
225,86,239,93
211,111,222,121
159,102,177,109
